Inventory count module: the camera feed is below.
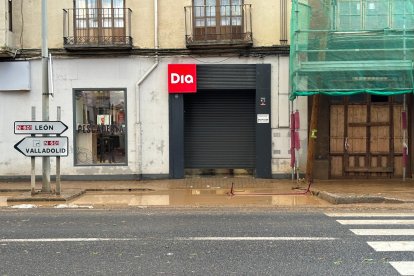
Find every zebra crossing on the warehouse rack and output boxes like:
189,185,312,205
326,212,414,276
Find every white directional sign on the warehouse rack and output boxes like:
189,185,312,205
14,121,68,135
14,137,68,157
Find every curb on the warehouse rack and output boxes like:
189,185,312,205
313,190,406,204
7,189,86,202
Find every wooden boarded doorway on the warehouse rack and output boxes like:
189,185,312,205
330,95,408,178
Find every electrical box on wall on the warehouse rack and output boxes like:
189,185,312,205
0,61,31,91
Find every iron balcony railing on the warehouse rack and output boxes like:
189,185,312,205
185,4,252,47
63,8,132,49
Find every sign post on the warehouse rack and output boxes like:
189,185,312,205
14,114,68,195
56,107,61,195
31,107,36,195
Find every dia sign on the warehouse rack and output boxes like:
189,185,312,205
168,64,197,93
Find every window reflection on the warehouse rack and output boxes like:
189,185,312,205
74,90,127,165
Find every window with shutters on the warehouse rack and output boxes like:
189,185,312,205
63,0,132,49
185,0,252,47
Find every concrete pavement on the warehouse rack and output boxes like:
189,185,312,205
1,177,414,208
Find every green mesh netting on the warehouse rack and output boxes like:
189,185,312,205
289,0,414,100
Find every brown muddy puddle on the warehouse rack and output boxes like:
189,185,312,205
2,189,329,208
69,189,330,207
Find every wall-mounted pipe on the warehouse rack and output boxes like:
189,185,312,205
135,0,159,178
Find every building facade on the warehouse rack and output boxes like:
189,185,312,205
0,0,307,180
290,0,414,179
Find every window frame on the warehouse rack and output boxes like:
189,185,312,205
73,0,126,40
193,0,243,28
336,0,414,31
73,88,128,167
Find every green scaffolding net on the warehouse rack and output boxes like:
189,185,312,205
289,0,414,100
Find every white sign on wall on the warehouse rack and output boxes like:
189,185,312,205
257,114,270,124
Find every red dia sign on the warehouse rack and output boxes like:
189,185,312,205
168,64,197,93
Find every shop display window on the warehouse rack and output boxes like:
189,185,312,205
74,89,127,165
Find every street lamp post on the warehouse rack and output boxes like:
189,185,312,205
41,0,51,192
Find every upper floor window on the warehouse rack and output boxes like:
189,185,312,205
336,0,414,30
75,0,125,30
194,0,242,28
392,0,414,29
64,0,132,48
192,0,244,41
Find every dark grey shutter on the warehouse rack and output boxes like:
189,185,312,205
184,89,256,168
197,65,256,90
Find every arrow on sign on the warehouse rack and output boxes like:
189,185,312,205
14,137,69,157
14,121,68,135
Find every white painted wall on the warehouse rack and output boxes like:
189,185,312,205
0,55,306,178
0,0,5,47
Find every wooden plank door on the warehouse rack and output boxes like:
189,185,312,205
345,104,369,176
330,105,345,177
330,98,407,178
369,105,392,176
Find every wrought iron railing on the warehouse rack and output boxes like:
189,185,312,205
184,4,252,47
63,8,132,49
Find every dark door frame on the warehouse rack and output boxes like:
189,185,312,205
169,64,272,179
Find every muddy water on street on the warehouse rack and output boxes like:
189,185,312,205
67,189,329,207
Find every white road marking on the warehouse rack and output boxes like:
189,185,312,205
326,213,414,217
0,238,137,242
350,229,414,236
0,237,338,243
177,237,338,241
368,241,414,252
337,220,414,225
390,262,414,276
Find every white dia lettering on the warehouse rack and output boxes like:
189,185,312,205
171,73,194,84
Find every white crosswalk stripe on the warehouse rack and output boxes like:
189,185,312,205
326,213,414,217
326,212,414,276
350,229,414,235
338,220,414,225
390,262,414,276
368,241,414,252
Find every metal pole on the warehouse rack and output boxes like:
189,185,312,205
403,94,407,182
291,101,294,181
56,106,61,195
402,1,407,182
41,0,51,192
31,106,36,195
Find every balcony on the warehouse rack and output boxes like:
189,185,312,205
185,4,252,48
63,8,132,50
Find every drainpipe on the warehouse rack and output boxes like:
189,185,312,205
4,0,7,49
135,0,159,179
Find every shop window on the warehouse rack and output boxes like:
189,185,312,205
74,89,127,165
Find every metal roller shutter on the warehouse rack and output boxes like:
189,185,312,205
197,65,256,90
184,89,256,168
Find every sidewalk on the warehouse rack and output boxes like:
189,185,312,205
1,177,414,208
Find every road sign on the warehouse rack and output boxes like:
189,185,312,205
14,137,68,157
14,121,68,135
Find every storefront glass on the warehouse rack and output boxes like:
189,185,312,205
74,89,127,165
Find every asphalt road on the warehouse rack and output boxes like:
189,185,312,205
0,208,412,275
